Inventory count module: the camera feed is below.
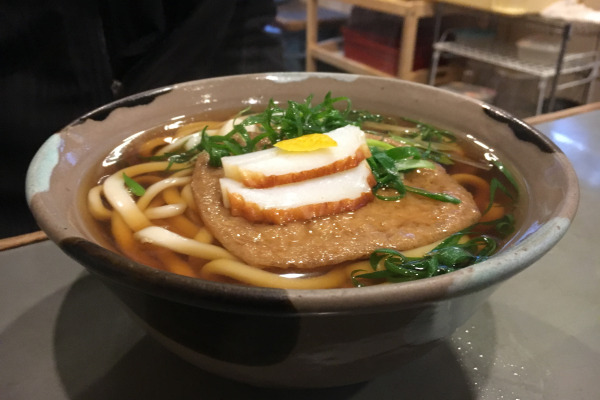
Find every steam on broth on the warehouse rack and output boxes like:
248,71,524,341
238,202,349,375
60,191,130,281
88,94,518,289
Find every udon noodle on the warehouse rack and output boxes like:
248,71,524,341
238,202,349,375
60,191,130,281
88,97,517,289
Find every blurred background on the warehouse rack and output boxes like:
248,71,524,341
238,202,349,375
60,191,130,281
2,0,600,238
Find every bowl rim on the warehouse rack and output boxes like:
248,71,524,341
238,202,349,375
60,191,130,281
29,72,580,313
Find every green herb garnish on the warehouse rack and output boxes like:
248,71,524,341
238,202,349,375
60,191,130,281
351,216,509,287
348,109,385,123
146,95,464,207
366,141,461,204
402,117,457,143
149,92,356,168
142,93,521,286
352,157,520,286
122,173,145,196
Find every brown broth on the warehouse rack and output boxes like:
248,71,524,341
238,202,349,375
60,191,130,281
88,112,519,289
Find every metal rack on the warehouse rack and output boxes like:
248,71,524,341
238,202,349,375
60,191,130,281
428,4,600,115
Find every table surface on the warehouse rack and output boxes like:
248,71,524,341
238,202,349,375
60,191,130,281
2,106,599,399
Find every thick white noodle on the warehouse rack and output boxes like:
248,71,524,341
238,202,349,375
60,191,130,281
144,203,187,219
180,184,196,210
155,128,224,155
156,133,198,155
201,259,351,289
182,132,204,150
88,185,112,220
134,226,237,261
136,176,192,210
217,116,258,136
193,227,214,243
103,161,174,231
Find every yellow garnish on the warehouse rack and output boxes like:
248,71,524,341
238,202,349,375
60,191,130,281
274,134,337,152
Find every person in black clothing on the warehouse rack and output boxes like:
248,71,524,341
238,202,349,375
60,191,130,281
0,0,285,238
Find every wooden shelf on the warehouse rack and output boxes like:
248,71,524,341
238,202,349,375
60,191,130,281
332,0,433,16
309,36,459,83
311,38,398,77
305,0,436,81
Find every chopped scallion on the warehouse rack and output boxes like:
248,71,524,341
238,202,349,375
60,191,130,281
122,173,145,196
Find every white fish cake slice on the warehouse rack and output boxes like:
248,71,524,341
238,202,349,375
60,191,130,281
221,125,371,188
219,160,376,224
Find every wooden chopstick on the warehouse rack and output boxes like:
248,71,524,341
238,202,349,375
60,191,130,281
0,230,48,251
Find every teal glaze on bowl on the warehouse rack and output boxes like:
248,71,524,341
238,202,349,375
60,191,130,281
25,133,62,202
26,72,579,387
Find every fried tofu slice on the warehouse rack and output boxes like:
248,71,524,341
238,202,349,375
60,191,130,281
192,153,481,269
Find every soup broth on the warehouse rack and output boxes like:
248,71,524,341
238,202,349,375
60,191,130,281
88,96,519,289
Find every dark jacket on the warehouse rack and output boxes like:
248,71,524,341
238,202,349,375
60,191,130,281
0,0,284,237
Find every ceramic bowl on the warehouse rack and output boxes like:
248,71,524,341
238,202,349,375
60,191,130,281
26,72,578,388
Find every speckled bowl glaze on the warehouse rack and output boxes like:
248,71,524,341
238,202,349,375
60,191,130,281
26,73,578,388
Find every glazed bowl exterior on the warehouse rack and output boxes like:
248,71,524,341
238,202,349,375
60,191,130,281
26,73,578,388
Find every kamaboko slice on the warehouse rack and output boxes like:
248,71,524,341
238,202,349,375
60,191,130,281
221,125,371,188
219,160,376,224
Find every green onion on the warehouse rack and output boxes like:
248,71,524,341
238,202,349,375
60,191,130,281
402,117,456,143
351,215,510,287
139,93,520,286
405,186,461,204
352,155,519,286
492,160,520,196
347,109,385,123
151,92,357,168
122,173,145,196
367,145,461,204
